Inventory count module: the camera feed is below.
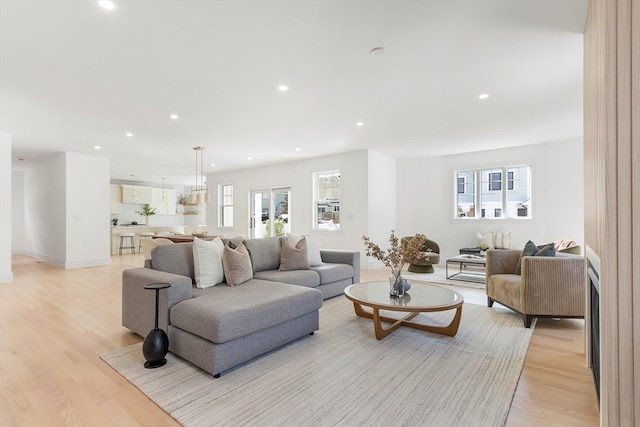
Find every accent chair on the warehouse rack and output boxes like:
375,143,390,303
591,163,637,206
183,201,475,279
486,249,585,327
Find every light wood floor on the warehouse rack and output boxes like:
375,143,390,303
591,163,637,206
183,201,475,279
1,254,599,426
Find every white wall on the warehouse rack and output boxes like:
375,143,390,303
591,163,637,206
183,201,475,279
205,141,583,266
24,153,67,266
365,150,397,269
11,171,25,254
23,152,111,268
207,150,370,251
65,152,111,268
0,132,13,283
396,138,584,260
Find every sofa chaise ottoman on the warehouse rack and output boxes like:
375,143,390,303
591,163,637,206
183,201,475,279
122,236,360,377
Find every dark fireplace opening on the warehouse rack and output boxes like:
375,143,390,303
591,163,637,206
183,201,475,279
587,259,600,403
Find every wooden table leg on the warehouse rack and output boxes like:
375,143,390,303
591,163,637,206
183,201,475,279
351,302,463,339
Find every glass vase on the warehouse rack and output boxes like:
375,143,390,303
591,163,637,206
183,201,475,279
389,267,404,297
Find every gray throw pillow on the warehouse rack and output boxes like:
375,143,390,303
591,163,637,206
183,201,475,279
514,240,540,275
535,243,556,257
514,240,556,275
222,243,253,286
279,238,310,271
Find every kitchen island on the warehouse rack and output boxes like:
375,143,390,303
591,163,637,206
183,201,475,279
111,225,185,255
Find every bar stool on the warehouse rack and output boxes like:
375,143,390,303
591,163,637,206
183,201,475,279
138,232,155,253
119,233,136,255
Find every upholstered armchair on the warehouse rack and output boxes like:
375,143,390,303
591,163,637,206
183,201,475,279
485,249,585,327
401,236,441,273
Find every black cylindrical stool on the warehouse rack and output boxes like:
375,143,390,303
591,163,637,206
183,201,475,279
143,283,171,368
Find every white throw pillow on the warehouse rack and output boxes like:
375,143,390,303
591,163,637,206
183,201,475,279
193,237,224,289
492,232,512,249
476,232,494,249
286,233,323,266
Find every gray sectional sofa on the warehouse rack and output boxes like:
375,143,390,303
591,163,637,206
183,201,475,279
122,236,360,377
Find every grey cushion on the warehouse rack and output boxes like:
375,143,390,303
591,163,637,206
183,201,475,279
310,263,354,285
222,243,253,286
254,269,320,288
514,240,556,275
279,238,310,271
243,237,282,272
535,243,556,257
151,242,195,280
514,240,539,275
169,279,323,343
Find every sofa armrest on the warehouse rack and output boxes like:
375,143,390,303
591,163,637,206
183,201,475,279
486,249,521,276
320,249,360,283
520,255,586,316
122,267,193,337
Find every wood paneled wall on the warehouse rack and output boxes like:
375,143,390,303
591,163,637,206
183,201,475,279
584,0,639,425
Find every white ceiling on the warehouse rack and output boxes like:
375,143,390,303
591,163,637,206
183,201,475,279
1,0,587,186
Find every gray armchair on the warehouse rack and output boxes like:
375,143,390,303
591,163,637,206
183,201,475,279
485,249,585,327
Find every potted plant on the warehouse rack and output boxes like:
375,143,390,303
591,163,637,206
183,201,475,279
362,230,426,297
135,204,157,225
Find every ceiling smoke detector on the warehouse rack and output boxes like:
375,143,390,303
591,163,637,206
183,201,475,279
370,47,387,56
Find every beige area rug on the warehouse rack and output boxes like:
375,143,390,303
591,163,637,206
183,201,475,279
403,265,486,289
101,295,533,427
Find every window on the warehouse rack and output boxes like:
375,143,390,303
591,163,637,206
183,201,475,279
457,176,466,194
454,165,531,219
313,170,340,230
488,172,502,191
219,184,234,227
455,170,476,217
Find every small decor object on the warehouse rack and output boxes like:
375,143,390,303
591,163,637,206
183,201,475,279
479,243,488,257
362,230,426,297
136,204,157,225
143,283,171,368
112,218,118,226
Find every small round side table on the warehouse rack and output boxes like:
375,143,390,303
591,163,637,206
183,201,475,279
143,283,171,368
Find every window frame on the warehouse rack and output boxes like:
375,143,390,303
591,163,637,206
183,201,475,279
313,170,341,231
453,164,532,220
219,183,234,228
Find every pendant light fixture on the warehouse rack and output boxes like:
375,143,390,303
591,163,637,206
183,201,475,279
190,147,210,205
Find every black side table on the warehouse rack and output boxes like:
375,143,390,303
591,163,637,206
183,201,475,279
143,283,171,368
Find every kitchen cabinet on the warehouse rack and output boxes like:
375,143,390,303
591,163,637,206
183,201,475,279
150,188,177,215
121,185,152,204
110,185,122,213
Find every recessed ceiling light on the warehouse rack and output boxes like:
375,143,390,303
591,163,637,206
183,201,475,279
295,147,301,151
125,132,133,137
210,163,216,167
247,157,253,160
94,145,102,150
370,47,387,56
479,93,489,100
356,122,364,127
278,85,289,92
170,114,179,120
98,1,115,10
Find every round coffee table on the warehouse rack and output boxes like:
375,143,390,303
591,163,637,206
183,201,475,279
344,281,464,340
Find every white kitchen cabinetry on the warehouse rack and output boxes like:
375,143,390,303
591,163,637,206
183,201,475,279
121,185,152,204
150,188,177,215
110,185,122,213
